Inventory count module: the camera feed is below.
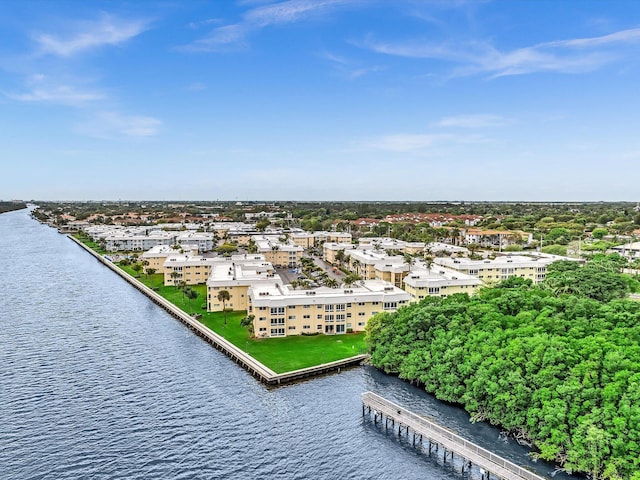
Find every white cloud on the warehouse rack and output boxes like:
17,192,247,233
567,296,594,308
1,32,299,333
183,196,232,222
34,14,149,57
181,0,360,51
6,75,104,106
353,131,488,152
8,85,104,106
76,112,162,138
359,26,640,78
433,114,511,128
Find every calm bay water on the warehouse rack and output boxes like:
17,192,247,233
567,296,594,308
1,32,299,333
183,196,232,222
1,209,567,480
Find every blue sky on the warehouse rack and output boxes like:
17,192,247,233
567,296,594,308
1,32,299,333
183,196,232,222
1,0,640,201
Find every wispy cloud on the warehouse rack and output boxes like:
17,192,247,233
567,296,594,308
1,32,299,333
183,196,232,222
5,74,104,106
76,111,162,138
353,131,488,152
34,13,149,57
359,26,640,77
321,50,385,79
432,114,511,128
181,0,361,52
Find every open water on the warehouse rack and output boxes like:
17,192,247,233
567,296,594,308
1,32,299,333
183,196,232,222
1,209,570,480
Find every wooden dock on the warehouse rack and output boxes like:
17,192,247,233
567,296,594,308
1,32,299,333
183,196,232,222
362,392,548,480
68,235,367,386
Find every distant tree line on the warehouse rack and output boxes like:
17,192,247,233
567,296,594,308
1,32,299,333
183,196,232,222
0,201,27,214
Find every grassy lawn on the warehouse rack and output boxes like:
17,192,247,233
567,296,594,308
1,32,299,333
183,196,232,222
72,233,107,254
116,263,367,373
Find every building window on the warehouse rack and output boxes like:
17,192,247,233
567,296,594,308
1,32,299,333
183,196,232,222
324,304,334,312
317,325,323,330
336,304,346,311
428,287,440,294
270,328,285,337
288,315,296,320
303,325,311,330
317,314,323,320
288,326,296,330
270,307,285,315
358,312,365,317
325,315,334,322
270,318,285,325
303,314,310,319
259,327,266,332
383,302,397,310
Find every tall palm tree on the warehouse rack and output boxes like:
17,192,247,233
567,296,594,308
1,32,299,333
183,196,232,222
217,289,231,325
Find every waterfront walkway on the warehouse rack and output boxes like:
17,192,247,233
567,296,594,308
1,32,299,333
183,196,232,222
68,235,367,386
362,392,548,480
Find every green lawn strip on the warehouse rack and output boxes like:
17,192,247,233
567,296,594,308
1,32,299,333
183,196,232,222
114,261,367,373
72,233,107,254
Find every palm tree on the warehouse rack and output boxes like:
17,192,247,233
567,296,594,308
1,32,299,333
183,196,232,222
351,259,361,276
178,280,187,302
324,278,339,288
185,288,198,314
170,270,180,286
343,273,361,287
240,314,255,336
424,255,434,270
146,268,157,287
217,289,231,325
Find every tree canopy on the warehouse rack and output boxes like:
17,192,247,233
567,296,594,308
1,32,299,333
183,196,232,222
366,260,640,479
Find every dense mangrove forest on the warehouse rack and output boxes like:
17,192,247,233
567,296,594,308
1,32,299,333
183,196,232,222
366,256,640,479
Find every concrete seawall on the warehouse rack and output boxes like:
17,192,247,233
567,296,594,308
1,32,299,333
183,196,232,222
67,235,368,386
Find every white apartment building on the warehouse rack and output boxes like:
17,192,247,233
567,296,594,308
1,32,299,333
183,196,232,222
175,231,216,252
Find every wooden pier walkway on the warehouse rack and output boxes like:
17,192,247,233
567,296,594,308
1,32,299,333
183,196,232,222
362,392,548,480
68,235,367,386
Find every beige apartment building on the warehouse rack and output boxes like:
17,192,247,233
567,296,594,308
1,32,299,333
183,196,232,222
433,255,554,284
163,255,222,286
347,249,408,282
207,258,278,311
403,266,482,302
248,280,410,338
290,231,352,249
141,245,198,273
253,235,304,267
357,237,425,255
323,242,357,264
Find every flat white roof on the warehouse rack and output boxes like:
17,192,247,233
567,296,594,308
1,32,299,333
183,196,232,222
249,279,410,307
434,255,554,269
403,265,482,288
